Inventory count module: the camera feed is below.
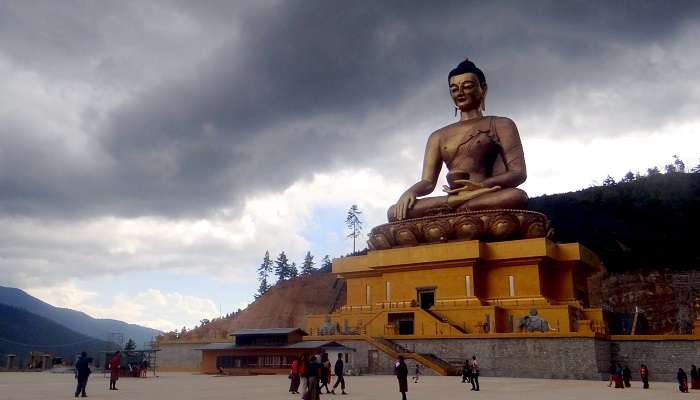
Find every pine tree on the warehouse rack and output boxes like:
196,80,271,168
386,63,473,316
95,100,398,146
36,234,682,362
345,204,363,253
256,251,273,298
124,338,137,352
275,251,291,281
673,155,685,173
255,276,269,300
289,262,298,278
602,175,616,186
621,171,635,183
647,166,661,176
301,251,316,275
321,255,332,271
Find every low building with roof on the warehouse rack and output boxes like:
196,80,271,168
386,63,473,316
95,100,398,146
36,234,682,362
197,328,354,375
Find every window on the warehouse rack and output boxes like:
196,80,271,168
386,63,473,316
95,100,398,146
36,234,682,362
366,285,371,305
386,281,391,301
508,275,515,297
465,275,472,297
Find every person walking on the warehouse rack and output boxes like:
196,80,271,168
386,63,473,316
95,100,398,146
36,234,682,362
622,365,632,387
470,355,480,391
320,353,332,394
299,353,309,399
395,356,408,400
306,356,322,400
613,364,624,388
74,352,92,398
109,351,121,391
331,353,347,395
289,357,300,394
678,368,689,393
412,364,421,383
691,364,699,390
461,359,471,383
639,364,650,389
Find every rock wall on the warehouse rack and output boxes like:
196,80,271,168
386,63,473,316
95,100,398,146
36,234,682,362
341,337,699,381
588,270,700,334
394,338,607,380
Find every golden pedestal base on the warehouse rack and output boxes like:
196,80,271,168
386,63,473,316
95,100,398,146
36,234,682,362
307,238,606,337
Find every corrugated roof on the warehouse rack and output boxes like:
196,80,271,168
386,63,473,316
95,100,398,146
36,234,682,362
194,343,237,351
229,328,307,336
285,341,352,350
197,341,355,352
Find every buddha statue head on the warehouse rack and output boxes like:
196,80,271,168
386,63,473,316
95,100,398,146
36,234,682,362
448,59,488,113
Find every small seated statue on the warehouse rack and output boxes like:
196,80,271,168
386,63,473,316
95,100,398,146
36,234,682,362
518,308,550,333
388,59,528,222
318,316,338,336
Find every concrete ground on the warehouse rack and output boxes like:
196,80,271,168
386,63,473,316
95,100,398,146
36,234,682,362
0,372,693,400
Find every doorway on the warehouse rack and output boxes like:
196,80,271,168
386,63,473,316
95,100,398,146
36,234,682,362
417,289,435,310
368,350,378,374
389,312,415,335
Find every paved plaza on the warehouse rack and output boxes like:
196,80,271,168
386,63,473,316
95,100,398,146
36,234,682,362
0,372,693,400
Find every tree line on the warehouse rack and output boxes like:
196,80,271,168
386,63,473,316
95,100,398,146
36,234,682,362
255,251,332,299
601,155,699,186
529,155,700,273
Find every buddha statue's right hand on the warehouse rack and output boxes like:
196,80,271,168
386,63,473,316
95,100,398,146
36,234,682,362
394,191,417,221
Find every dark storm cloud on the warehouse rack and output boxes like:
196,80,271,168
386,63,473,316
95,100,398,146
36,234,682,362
1,0,699,218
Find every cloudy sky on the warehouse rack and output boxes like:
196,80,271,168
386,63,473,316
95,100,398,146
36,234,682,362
1,1,699,333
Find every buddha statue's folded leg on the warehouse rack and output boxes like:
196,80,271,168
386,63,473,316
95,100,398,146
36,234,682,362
388,188,528,222
387,196,450,222
453,187,528,212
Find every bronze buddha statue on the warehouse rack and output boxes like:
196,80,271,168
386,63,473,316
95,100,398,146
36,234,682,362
388,59,528,222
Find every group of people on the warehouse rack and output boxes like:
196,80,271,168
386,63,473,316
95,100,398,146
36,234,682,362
460,356,480,391
288,352,347,399
676,364,700,393
608,363,700,392
73,350,123,397
607,364,634,389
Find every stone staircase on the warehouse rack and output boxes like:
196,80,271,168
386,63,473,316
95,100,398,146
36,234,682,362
361,335,458,376
423,308,469,334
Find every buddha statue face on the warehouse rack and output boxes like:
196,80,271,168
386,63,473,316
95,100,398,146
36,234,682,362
449,72,486,112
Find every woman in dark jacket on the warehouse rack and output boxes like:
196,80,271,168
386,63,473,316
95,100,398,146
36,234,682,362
395,356,409,400
678,368,689,393
639,364,650,389
691,364,699,389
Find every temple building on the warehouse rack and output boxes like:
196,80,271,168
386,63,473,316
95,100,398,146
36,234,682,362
197,328,354,375
307,237,605,338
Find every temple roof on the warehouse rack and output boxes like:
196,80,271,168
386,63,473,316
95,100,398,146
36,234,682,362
229,328,307,336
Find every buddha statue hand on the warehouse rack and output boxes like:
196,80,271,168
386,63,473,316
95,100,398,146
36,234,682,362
442,179,487,194
393,190,417,221
444,180,501,208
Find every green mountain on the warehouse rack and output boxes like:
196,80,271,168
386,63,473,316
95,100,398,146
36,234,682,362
0,303,118,363
0,286,161,347
529,172,700,272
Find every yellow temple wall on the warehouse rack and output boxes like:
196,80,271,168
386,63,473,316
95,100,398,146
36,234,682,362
477,262,541,299
540,263,575,302
308,239,607,338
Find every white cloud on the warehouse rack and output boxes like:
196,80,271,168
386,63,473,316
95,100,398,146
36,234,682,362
27,282,218,332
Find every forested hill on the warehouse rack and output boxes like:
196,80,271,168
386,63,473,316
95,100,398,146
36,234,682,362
529,172,700,272
0,286,161,346
0,303,118,361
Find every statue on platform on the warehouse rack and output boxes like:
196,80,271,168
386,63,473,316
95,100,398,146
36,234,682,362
369,59,548,249
518,308,550,333
318,316,338,336
388,59,527,222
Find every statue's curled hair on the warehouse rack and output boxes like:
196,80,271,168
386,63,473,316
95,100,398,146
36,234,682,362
448,59,486,88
